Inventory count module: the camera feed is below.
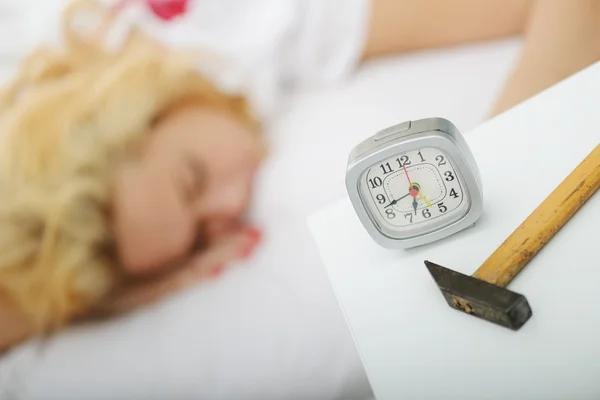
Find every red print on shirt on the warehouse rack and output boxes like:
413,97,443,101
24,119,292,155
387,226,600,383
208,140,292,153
114,0,189,21
146,0,189,21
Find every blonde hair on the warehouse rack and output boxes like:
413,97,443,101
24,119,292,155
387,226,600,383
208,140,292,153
0,0,257,332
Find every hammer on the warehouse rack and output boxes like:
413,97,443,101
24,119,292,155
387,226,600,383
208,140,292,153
425,144,600,330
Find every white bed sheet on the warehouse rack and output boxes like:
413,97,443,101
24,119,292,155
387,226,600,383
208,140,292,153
0,37,522,399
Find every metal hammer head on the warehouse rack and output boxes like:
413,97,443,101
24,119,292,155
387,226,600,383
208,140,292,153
424,261,532,330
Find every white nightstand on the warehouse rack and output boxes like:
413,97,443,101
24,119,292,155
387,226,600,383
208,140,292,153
308,62,600,400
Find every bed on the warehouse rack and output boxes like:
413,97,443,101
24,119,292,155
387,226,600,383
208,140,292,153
0,12,523,398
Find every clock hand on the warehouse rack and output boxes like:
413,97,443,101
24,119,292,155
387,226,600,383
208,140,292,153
407,182,420,215
418,191,432,207
402,163,412,186
384,192,411,208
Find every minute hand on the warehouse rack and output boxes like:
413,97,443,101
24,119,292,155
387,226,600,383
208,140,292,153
384,192,411,208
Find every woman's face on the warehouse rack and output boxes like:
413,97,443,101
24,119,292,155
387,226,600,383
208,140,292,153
112,104,265,274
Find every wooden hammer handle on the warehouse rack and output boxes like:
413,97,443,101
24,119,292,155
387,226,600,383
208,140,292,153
473,144,600,287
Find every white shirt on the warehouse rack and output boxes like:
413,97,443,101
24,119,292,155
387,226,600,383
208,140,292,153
23,0,372,120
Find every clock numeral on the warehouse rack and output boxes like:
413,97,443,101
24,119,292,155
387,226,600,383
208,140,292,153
417,151,425,162
369,177,383,188
396,155,411,168
386,209,396,219
444,171,455,181
376,194,386,204
404,213,413,223
450,188,459,199
422,208,431,219
437,202,448,213
436,155,446,166
380,162,393,175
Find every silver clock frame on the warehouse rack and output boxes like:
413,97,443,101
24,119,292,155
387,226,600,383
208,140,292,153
345,117,483,249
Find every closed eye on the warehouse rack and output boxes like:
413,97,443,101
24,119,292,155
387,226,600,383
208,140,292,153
185,154,209,250
184,154,207,201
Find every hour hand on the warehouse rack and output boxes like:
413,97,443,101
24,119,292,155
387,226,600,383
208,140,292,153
412,198,418,215
385,192,410,208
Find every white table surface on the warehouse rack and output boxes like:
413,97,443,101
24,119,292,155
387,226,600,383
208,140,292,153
308,62,600,400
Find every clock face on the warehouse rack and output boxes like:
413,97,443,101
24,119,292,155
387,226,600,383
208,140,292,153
360,147,470,237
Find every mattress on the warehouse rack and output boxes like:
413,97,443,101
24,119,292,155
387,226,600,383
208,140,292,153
0,32,522,399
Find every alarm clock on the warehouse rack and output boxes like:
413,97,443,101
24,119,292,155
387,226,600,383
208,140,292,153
345,117,483,249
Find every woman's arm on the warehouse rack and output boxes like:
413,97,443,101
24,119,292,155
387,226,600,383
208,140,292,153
363,0,532,58
362,0,600,117
489,0,600,116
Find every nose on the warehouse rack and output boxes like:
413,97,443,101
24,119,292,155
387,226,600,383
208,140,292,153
196,181,251,239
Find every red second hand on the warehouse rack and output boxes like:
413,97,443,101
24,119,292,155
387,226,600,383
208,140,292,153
402,163,412,186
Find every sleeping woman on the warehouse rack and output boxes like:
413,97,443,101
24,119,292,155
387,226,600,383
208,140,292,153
1,0,599,351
